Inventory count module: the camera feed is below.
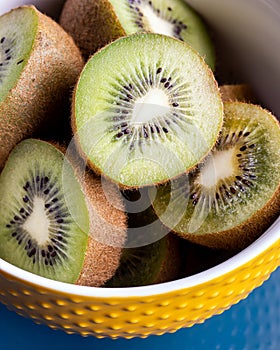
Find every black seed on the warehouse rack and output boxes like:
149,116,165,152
10,220,15,224
190,192,197,199
14,216,20,221
236,175,242,181
57,218,64,224
160,78,167,83
23,182,30,191
236,153,242,157
156,67,162,74
48,245,53,252
6,56,11,61
11,232,17,237
44,189,50,195
124,128,131,134
45,203,50,209
164,82,170,88
6,224,11,228
0,37,5,43
167,7,172,11
28,248,36,257
52,198,58,203
249,174,257,179
242,179,253,187
17,59,24,65
20,208,25,213
172,102,179,107
249,144,256,149
156,125,160,133
45,260,49,266
116,132,124,139
192,199,198,206
143,128,148,138
216,193,220,200
238,131,243,137
162,127,168,133
240,145,247,152
230,187,236,194
244,131,250,137
51,251,57,258
150,126,155,133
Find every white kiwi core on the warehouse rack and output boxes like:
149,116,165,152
198,148,235,188
140,4,174,36
131,87,170,124
22,196,50,245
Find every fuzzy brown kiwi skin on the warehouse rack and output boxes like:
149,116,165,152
153,234,184,284
220,84,258,104
71,35,224,190
0,6,84,171
52,143,127,286
59,0,126,59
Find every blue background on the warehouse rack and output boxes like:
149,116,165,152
1,267,280,350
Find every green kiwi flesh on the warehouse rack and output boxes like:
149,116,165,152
0,139,90,284
152,102,280,250
0,7,36,102
73,33,223,188
60,0,215,69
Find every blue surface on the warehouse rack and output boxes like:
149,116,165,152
1,268,280,350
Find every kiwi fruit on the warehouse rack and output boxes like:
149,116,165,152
59,0,215,69
0,139,127,286
0,6,84,170
220,84,257,103
72,33,223,189
152,102,280,250
105,233,182,287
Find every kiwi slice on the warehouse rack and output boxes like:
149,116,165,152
0,139,127,286
60,0,215,69
152,102,280,250
105,234,182,287
73,33,223,188
0,6,84,169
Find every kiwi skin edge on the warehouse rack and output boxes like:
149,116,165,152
0,6,84,171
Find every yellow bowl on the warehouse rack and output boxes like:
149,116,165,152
1,0,280,339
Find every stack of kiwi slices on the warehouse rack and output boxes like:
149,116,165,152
0,1,279,288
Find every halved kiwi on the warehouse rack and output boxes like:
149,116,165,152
0,6,84,169
0,139,127,286
59,0,215,69
72,33,223,189
152,102,280,250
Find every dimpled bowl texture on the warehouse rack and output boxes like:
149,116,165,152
1,0,280,339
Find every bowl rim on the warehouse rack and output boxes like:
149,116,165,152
1,216,280,298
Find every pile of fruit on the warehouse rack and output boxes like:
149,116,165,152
0,0,279,288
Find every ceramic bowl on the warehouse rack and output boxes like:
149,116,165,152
0,0,280,339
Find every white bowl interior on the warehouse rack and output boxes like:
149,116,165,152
0,0,280,297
